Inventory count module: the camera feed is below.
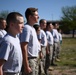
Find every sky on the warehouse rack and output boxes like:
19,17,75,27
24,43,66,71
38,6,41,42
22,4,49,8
0,0,76,22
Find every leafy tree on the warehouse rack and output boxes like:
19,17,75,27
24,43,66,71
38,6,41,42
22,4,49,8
61,6,76,38
0,10,26,24
0,10,9,19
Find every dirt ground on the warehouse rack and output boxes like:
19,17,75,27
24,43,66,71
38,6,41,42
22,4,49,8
48,67,76,75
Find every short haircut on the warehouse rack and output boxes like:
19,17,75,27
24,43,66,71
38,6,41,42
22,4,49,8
39,19,46,24
6,12,23,26
52,22,59,26
47,22,52,25
52,22,55,26
25,7,38,20
46,22,52,28
0,17,6,22
5,12,23,31
33,24,40,31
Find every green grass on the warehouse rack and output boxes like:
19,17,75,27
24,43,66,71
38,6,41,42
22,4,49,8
49,38,76,75
57,37,76,68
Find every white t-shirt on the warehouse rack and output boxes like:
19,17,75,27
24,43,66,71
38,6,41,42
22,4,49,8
39,29,47,47
52,29,59,43
0,29,7,43
58,32,62,41
46,31,54,45
0,33,23,73
19,24,39,57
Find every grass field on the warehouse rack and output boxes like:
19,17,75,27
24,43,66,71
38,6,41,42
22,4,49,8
49,37,76,75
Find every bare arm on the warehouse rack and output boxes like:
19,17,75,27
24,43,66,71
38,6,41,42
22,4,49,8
0,59,5,75
21,42,32,74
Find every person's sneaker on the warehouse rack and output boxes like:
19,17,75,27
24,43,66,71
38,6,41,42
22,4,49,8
48,67,54,71
56,58,60,62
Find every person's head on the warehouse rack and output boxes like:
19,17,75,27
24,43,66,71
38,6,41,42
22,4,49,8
0,17,6,29
33,24,41,35
25,7,39,25
39,19,47,30
6,12,24,35
52,22,59,29
46,22,53,31
57,28,62,33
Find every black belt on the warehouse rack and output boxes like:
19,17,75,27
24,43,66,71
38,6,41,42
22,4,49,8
54,42,58,43
28,57,37,59
4,72,20,75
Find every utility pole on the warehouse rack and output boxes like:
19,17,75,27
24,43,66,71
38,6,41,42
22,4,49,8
51,14,53,21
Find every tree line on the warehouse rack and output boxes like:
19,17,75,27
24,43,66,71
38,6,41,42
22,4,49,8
0,6,76,38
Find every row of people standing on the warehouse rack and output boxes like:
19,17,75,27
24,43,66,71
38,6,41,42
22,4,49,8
0,8,40,75
0,7,62,75
0,7,41,75
33,19,62,75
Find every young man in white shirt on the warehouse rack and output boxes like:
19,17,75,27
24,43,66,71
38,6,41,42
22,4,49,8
19,7,39,75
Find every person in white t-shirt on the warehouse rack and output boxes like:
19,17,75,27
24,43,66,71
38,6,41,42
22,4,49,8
19,7,39,75
0,18,7,43
52,22,60,63
57,28,62,59
58,29,62,44
45,22,54,74
0,12,24,75
39,19,48,75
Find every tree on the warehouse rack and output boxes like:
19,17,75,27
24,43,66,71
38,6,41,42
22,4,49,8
0,10,9,19
0,10,26,24
61,6,76,38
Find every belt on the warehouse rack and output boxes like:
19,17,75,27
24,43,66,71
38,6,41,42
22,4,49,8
54,42,58,43
4,72,20,75
28,57,37,59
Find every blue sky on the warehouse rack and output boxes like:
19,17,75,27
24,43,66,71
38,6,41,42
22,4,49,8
0,0,76,21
